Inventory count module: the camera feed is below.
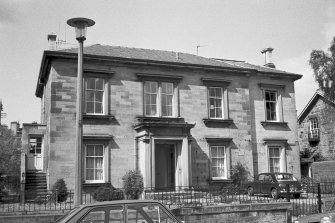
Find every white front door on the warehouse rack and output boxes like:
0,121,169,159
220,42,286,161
27,136,43,171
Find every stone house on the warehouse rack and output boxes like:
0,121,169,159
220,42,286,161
21,41,302,194
298,91,335,178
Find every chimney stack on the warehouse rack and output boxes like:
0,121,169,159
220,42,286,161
10,121,19,135
261,47,275,68
47,33,57,50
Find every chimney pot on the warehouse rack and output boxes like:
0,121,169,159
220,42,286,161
261,47,275,68
47,33,57,50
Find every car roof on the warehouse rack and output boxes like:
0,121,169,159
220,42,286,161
259,172,292,175
78,200,162,208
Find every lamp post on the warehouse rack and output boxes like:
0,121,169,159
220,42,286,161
67,17,95,206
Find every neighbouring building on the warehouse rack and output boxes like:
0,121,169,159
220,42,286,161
298,91,335,178
20,37,302,195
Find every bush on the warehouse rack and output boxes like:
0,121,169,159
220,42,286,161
52,178,68,203
230,162,250,186
122,170,144,199
92,184,124,201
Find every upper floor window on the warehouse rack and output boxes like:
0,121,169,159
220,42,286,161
209,87,224,119
265,90,277,121
84,77,105,115
309,118,319,137
201,78,231,120
144,81,175,117
259,83,285,123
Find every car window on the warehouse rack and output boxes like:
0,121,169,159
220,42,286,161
127,203,178,223
258,175,265,181
109,206,124,223
80,208,105,223
275,173,296,181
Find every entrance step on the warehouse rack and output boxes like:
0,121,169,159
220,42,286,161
25,172,47,201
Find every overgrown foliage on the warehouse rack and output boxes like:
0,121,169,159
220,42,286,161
300,147,326,161
0,125,21,192
52,178,68,203
122,170,144,199
309,37,335,100
230,162,250,186
92,184,124,201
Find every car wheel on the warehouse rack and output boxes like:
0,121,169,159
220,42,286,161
293,194,300,199
270,188,278,199
247,187,254,196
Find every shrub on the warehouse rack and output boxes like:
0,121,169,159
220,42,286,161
122,170,144,199
230,162,250,186
52,178,68,203
92,184,124,201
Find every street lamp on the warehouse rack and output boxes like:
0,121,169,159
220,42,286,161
67,17,95,206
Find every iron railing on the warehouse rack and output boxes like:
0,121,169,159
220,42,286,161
1,182,335,218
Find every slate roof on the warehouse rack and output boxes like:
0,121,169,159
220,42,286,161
57,44,300,76
36,44,302,97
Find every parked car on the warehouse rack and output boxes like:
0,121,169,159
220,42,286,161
293,211,335,223
56,200,182,223
244,172,303,199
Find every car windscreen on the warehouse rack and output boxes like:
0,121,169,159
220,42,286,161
274,174,297,181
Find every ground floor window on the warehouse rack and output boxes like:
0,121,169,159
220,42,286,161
210,146,227,179
85,144,104,183
268,146,285,173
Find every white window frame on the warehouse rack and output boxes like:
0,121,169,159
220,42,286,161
210,146,228,180
144,81,176,117
259,83,285,122
309,118,319,138
29,136,43,155
267,145,286,173
84,143,108,183
264,90,278,121
208,87,225,119
84,77,109,115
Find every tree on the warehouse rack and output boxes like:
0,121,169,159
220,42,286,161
309,37,335,160
0,125,21,191
309,37,335,100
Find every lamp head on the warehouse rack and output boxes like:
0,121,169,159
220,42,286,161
67,17,95,41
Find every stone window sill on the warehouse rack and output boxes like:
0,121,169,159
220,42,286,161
83,114,115,121
203,119,234,125
261,121,288,127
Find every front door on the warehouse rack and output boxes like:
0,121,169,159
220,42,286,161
155,144,176,189
27,136,43,171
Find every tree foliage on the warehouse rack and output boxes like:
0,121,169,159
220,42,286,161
309,37,335,100
0,125,21,176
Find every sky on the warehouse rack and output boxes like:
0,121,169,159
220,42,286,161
1,0,334,125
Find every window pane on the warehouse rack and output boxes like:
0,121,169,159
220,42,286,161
95,92,104,103
86,157,94,168
95,79,104,90
86,91,95,101
95,146,104,156
109,206,124,223
86,78,95,90
86,102,95,113
95,103,103,114
80,210,105,222
86,169,94,180
86,146,95,156
162,82,173,94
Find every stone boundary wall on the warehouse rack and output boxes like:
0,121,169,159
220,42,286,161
172,202,292,223
312,161,335,181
